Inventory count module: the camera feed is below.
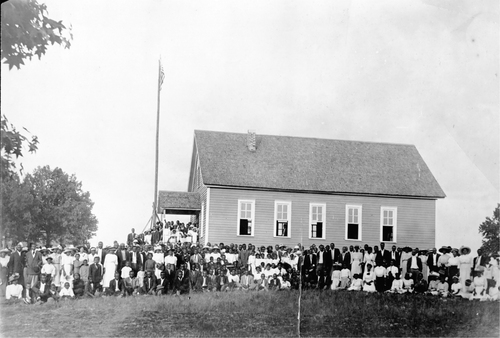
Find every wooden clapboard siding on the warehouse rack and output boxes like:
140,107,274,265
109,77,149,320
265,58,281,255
207,187,436,248
189,184,207,244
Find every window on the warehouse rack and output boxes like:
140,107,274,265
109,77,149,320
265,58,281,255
237,200,255,236
345,205,362,241
309,203,326,239
380,207,397,242
274,201,291,237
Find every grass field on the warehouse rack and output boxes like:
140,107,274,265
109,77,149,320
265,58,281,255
0,291,498,337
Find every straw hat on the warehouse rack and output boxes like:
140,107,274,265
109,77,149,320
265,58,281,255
459,246,471,255
0,248,10,254
63,245,77,253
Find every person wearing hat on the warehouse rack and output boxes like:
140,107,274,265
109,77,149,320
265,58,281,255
61,245,76,287
41,256,56,283
49,246,63,288
8,243,26,299
103,247,118,290
5,273,24,303
0,248,10,297
437,246,451,278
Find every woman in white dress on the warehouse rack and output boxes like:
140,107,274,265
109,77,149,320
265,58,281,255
50,246,62,288
103,248,118,289
458,246,472,291
61,247,76,285
363,247,375,273
153,247,165,279
351,246,363,277
363,264,376,292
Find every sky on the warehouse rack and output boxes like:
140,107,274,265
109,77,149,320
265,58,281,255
1,0,498,251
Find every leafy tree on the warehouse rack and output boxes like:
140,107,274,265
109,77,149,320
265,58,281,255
1,166,98,246
479,204,500,257
0,173,34,243
1,115,39,180
1,0,72,70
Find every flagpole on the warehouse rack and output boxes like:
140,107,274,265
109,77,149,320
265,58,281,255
153,59,163,228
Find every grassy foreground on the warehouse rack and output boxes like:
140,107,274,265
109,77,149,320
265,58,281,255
0,291,498,337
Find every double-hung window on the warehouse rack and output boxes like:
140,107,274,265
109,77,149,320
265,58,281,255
274,201,291,237
380,207,397,242
238,200,255,236
345,205,362,241
309,203,326,239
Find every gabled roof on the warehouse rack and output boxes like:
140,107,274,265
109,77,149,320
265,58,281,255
194,130,446,199
158,191,201,214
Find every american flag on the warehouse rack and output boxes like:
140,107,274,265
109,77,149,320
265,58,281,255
159,60,165,91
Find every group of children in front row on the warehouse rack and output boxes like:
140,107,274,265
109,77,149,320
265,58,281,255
328,263,498,301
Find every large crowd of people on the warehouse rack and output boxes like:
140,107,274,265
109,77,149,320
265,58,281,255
0,221,499,305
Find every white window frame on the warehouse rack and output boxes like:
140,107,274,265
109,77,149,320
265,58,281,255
274,201,291,238
380,206,397,243
345,205,362,241
309,203,326,240
237,199,255,237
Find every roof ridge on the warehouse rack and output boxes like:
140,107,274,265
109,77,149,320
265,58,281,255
193,129,415,147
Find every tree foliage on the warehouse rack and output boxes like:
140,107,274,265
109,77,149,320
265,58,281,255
479,203,500,257
1,0,72,70
1,166,98,246
1,115,39,180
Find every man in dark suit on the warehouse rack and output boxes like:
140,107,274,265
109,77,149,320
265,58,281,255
472,248,488,277
106,272,124,296
129,245,143,273
30,273,51,303
406,249,422,283
26,243,43,291
376,242,391,267
316,245,328,289
196,270,212,292
140,270,157,295
8,243,26,298
116,243,130,271
164,263,176,293
389,245,401,269
156,271,169,295
173,270,190,295
340,247,351,270
127,228,136,247
89,256,103,294
302,249,317,280
427,247,441,275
